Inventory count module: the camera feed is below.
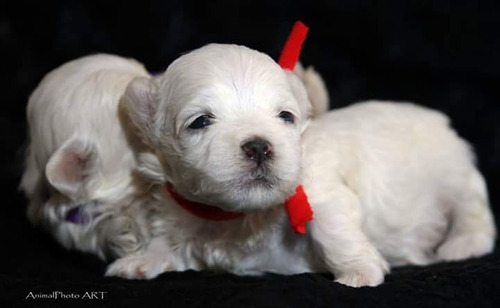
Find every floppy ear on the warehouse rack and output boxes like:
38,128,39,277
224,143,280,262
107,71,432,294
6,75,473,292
285,70,312,132
136,152,167,184
123,76,159,146
45,138,102,200
293,63,329,118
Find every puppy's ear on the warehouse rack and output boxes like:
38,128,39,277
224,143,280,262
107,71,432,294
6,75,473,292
293,63,329,118
292,62,306,79
45,138,102,200
136,152,167,184
301,66,329,117
123,77,159,146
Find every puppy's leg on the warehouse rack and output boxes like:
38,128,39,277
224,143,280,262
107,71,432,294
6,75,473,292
308,184,389,287
105,237,174,279
437,169,496,261
98,214,146,260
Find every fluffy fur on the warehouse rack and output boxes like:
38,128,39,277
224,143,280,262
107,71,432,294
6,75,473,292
301,102,496,286
293,62,329,117
19,54,154,260
109,43,496,287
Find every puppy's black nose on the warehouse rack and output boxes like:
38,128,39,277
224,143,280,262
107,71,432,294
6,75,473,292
241,138,272,165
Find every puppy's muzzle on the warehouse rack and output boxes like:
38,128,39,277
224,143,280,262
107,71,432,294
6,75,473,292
241,138,273,166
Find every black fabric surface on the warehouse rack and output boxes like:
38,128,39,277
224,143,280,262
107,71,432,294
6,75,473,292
2,1,500,307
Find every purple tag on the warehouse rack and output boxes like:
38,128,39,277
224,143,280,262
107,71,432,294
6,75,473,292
65,202,99,224
149,71,162,78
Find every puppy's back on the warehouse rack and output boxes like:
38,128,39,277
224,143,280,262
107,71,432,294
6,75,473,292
21,54,149,212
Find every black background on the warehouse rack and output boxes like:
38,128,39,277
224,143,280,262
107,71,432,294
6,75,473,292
2,0,500,307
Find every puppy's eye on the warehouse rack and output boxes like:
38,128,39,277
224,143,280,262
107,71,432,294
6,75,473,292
278,111,294,124
188,115,212,129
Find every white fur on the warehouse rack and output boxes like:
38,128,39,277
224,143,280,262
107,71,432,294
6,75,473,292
293,62,329,117
301,102,496,286
110,45,495,287
125,44,310,212
20,54,153,260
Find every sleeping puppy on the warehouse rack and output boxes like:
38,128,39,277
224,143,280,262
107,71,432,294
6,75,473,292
300,101,496,286
109,43,495,287
20,54,154,260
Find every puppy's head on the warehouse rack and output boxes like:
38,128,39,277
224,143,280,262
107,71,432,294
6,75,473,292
125,44,311,211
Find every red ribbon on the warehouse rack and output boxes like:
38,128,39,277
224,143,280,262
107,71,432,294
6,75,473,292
166,185,244,221
278,21,314,233
278,21,309,71
284,185,313,234
166,184,313,234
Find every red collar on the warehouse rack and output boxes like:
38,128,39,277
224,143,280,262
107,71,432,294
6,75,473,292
165,185,244,221
165,184,313,234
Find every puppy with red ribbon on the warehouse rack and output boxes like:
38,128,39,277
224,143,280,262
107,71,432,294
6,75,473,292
109,20,494,287
107,21,336,282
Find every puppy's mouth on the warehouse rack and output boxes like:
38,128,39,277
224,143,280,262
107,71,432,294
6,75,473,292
249,175,274,188
238,169,280,189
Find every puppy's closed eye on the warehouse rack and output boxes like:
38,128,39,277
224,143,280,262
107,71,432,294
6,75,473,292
188,115,213,129
278,111,295,124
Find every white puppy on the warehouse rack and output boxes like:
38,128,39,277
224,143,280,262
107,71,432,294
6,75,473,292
300,101,496,286
108,44,495,287
20,54,154,260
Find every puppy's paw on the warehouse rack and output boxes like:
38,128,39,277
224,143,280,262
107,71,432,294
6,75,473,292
105,254,171,279
334,260,387,288
334,253,389,288
437,233,494,261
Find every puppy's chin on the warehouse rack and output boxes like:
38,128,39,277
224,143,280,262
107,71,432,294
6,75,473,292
207,176,298,212
216,186,292,212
